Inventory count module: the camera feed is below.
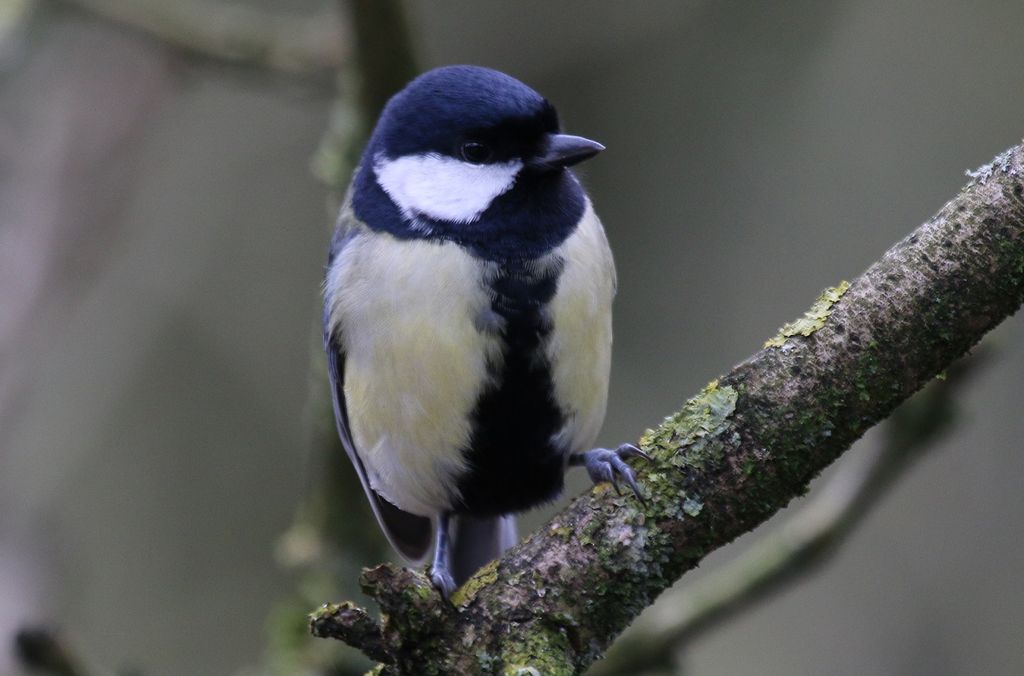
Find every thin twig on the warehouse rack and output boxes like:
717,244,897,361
309,602,392,665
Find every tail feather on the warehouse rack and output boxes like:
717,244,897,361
450,514,517,586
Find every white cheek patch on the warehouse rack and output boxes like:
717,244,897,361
374,152,522,224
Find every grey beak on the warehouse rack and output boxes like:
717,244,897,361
528,133,605,171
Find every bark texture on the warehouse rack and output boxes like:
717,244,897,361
311,142,1024,674
592,348,986,675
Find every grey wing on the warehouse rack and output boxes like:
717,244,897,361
322,204,433,563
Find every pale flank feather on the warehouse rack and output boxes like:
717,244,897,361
546,200,616,455
325,232,503,516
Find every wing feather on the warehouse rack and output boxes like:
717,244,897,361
323,204,433,563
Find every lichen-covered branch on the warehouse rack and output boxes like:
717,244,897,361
312,144,1024,674
309,602,391,665
60,0,347,76
592,348,988,675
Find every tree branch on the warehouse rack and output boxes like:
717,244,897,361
59,0,347,76
312,143,1024,673
593,348,989,674
309,602,391,665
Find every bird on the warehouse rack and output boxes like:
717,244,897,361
322,64,647,598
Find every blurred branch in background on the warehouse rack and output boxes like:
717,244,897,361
311,0,417,196
297,0,417,550
279,0,418,575
14,627,101,676
0,0,171,459
262,2,420,674
1,0,415,673
57,0,348,77
0,8,173,670
593,347,992,675
0,0,35,63
282,0,419,565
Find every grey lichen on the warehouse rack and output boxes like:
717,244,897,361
682,496,704,517
965,143,1022,186
505,667,542,676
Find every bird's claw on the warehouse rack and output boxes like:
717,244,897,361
574,443,650,501
430,566,456,600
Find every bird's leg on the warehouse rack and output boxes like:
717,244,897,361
570,443,651,500
430,512,456,599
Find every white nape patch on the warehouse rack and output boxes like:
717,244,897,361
374,152,522,224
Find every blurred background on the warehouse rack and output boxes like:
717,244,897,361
2,1,1023,674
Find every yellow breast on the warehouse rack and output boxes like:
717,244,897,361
325,231,502,515
323,200,615,515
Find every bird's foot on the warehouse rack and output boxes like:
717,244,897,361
430,565,456,600
570,443,650,500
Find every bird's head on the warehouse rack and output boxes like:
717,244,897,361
352,65,603,258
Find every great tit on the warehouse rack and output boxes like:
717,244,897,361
322,65,646,598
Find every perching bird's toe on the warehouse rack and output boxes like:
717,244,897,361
430,565,456,600
571,443,650,501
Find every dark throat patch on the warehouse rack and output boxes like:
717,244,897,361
454,255,568,514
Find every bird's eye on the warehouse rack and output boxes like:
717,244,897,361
459,141,492,164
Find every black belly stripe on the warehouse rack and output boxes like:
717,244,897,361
454,256,567,515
